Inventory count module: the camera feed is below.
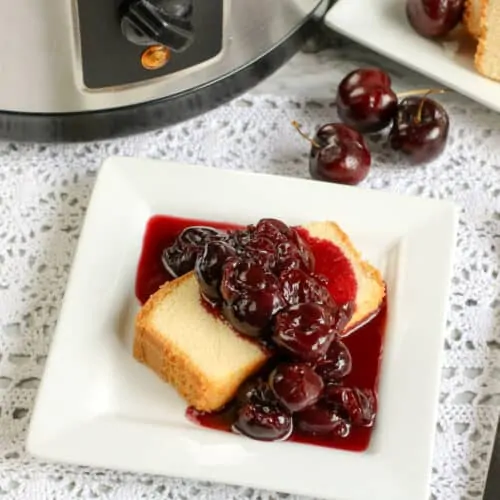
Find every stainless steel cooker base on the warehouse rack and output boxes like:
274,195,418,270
0,2,330,143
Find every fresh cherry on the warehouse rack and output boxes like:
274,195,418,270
195,241,237,303
407,0,464,38
279,268,333,308
324,386,377,428
306,123,371,185
336,68,398,133
389,96,449,164
269,363,324,413
162,226,226,277
272,303,338,361
314,340,353,383
295,401,351,437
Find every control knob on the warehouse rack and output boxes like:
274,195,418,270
120,0,194,52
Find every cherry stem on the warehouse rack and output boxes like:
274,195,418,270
415,89,436,124
291,121,320,148
396,88,447,99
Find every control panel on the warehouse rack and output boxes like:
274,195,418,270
76,0,223,89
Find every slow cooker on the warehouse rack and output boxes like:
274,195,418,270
0,0,332,142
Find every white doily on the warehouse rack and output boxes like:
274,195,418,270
1,37,500,500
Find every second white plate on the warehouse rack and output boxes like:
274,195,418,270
325,0,500,113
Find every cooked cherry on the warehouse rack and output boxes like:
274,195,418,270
280,268,333,307
296,402,351,437
389,96,449,164
223,288,286,338
273,230,315,274
161,245,194,278
269,363,324,413
228,228,255,250
245,235,276,255
235,379,302,442
336,68,398,133
195,241,237,303
242,236,277,270
275,240,309,273
272,303,337,361
254,218,293,243
315,340,352,383
220,257,286,337
324,386,377,428
220,258,277,304
309,123,371,186
407,0,464,38
162,226,226,277
177,226,226,247
234,400,293,442
291,230,315,272
336,302,355,333
236,378,276,405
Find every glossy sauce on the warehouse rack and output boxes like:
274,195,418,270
135,215,240,304
297,227,357,305
135,215,386,452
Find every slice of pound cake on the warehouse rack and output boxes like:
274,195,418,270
134,219,385,412
134,272,270,412
475,0,500,80
464,0,482,38
302,222,384,332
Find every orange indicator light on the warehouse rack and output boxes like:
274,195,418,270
141,45,171,70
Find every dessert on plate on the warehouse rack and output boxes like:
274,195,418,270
133,216,386,450
474,0,500,80
464,0,481,38
407,0,500,81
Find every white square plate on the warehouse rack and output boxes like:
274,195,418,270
325,0,500,113
27,157,457,500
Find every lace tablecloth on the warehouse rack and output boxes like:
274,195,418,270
1,36,500,500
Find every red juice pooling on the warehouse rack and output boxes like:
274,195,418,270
135,215,241,304
135,215,387,452
296,227,357,305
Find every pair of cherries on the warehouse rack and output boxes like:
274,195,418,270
301,68,450,186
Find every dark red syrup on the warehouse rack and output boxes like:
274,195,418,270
297,227,357,306
135,215,240,304
135,215,386,453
